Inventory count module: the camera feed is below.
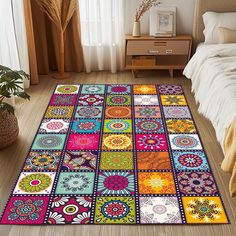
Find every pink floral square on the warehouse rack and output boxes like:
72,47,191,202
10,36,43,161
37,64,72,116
50,95,77,106
67,134,100,150
0,196,49,224
136,134,168,150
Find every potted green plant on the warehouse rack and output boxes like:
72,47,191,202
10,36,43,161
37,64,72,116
0,65,30,149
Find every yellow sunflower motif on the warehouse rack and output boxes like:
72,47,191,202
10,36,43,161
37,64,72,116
161,95,186,106
134,85,157,94
166,119,196,133
103,134,132,150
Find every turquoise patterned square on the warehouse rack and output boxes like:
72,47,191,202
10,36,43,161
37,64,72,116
71,119,101,133
81,85,105,94
75,106,103,118
55,172,95,194
32,134,66,150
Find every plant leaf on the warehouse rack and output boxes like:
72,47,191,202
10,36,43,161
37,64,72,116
14,92,31,100
0,102,15,115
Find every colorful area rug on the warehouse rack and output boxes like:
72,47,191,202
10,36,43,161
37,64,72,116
0,84,229,225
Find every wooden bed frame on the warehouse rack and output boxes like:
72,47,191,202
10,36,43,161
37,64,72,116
193,0,236,49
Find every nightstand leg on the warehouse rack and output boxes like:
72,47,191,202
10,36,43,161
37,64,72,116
169,69,174,78
132,70,138,78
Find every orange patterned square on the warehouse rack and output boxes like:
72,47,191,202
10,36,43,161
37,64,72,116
138,172,176,194
134,85,157,94
137,152,171,170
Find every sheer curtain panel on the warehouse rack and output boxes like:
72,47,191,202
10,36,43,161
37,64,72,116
79,0,125,73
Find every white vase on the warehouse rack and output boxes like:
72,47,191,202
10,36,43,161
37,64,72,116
132,21,141,37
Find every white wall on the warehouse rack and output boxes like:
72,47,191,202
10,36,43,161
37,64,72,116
125,0,196,35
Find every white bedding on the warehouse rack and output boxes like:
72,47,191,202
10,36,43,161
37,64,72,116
183,43,236,146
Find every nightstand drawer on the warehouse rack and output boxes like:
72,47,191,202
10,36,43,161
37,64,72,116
127,40,190,55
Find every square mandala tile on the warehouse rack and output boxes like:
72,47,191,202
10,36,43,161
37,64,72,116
103,119,132,133
75,106,103,118
13,172,56,195
134,95,159,106
55,85,80,94
133,85,157,95
135,119,164,133
45,106,74,119
47,196,92,224
166,119,196,134
172,151,210,171
177,171,218,195
105,106,131,118
136,134,167,151
107,85,131,94
61,151,98,171
106,95,131,106
161,95,186,106
102,134,133,150
137,152,171,170
134,106,161,118
81,85,105,94
77,94,104,106
100,152,134,170
140,197,182,224
55,172,95,194
39,119,70,133
182,197,228,224
71,119,101,133
23,151,61,171
67,134,100,150
158,85,183,94
50,95,77,106
0,196,49,224
97,171,135,195
169,134,202,150
32,134,66,150
163,106,191,119
138,172,176,194
94,196,136,224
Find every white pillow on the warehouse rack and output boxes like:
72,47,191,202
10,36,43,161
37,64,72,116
203,12,236,44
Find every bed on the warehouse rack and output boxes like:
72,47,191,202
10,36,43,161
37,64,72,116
183,0,236,196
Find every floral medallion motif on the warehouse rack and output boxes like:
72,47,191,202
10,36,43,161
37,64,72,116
136,134,167,150
102,134,132,150
56,172,95,194
97,172,135,195
140,197,182,223
81,85,105,94
106,95,131,106
107,85,131,94
166,119,196,133
105,106,131,118
45,106,74,118
138,172,176,194
163,106,191,118
75,106,103,118
161,95,186,106
104,119,132,133
50,95,77,106
95,197,136,224
182,197,228,223
61,151,97,171
177,172,217,195
135,119,164,133
78,94,104,106
71,119,101,133
100,152,133,170
24,151,61,171
39,119,70,133
55,85,79,94
0,196,49,224
135,106,161,118
14,173,55,194
47,197,92,224
134,95,159,105
159,85,183,94
134,85,157,94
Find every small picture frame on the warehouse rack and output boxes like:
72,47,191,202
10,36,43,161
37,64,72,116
150,6,176,37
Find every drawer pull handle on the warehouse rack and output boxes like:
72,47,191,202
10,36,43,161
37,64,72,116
166,49,173,54
148,50,159,54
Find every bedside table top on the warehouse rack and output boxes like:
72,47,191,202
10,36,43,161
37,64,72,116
125,34,192,41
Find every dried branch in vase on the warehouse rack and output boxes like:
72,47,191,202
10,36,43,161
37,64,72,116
135,0,161,22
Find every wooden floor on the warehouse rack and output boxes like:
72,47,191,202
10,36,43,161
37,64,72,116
0,71,235,236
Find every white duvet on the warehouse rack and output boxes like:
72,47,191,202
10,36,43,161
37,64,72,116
183,44,236,146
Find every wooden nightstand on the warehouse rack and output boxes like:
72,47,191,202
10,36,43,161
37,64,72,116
125,35,192,78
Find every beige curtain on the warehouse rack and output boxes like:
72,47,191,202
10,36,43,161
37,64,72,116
23,0,84,82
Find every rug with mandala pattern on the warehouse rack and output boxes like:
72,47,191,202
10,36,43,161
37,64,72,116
0,84,229,225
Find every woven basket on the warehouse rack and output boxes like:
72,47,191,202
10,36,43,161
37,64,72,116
0,110,19,149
